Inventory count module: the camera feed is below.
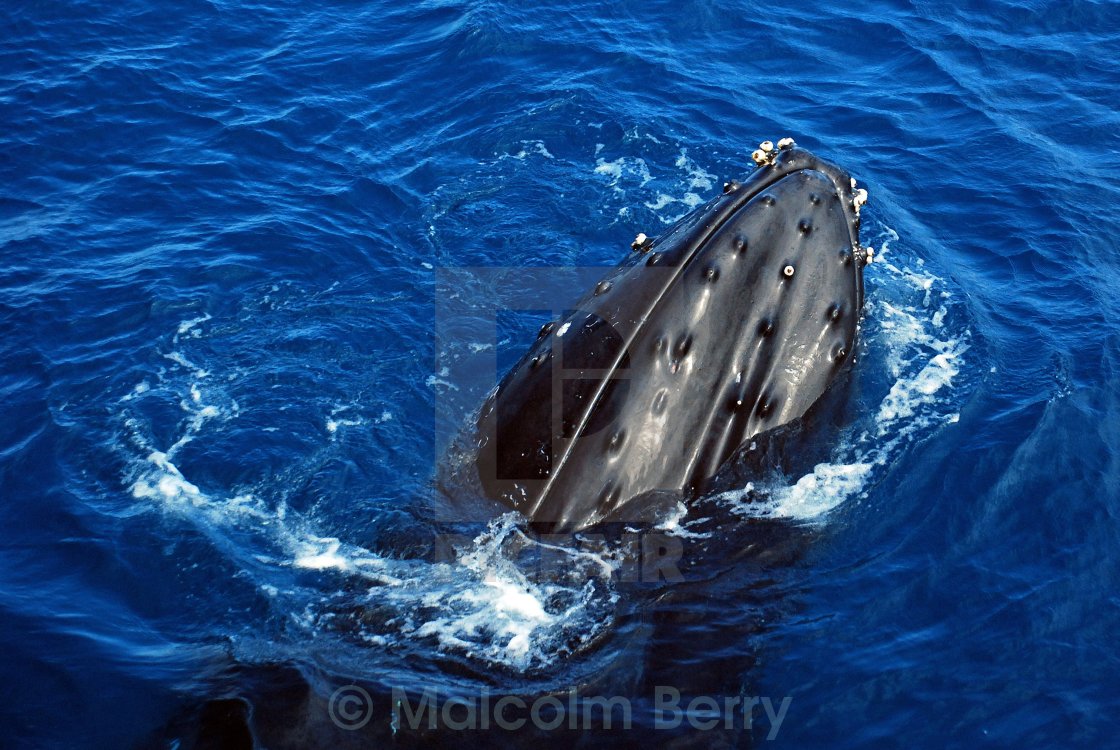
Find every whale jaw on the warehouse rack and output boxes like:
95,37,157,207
473,144,869,532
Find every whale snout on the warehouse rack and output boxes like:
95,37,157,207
469,142,869,531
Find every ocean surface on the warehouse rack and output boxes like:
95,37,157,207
3,0,1120,747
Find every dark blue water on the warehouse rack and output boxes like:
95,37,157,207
3,0,1119,746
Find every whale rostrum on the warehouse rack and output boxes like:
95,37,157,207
473,140,870,531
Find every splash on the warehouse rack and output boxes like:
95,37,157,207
119,316,618,672
377,515,617,670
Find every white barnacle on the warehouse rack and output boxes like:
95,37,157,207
853,188,869,213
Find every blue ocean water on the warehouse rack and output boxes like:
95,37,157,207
3,0,1120,746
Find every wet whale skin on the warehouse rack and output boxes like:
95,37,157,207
474,146,868,531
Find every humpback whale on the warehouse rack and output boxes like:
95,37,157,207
160,140,872,747
468,139,871,532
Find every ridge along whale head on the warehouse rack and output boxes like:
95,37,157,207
471,140,870,532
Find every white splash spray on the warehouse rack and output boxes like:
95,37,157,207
121,315,618,672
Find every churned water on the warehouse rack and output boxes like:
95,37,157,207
2,0,1119,747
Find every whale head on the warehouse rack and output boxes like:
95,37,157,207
471,141,870,531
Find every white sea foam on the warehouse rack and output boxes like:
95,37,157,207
175,313,211,340
594,156,653,192
627,149,717,223
389,515,616,668
121,316,617,671
720,463,874,521
425,365,457,391
500,140,554,161
654,500,713,539
675,149,716,193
